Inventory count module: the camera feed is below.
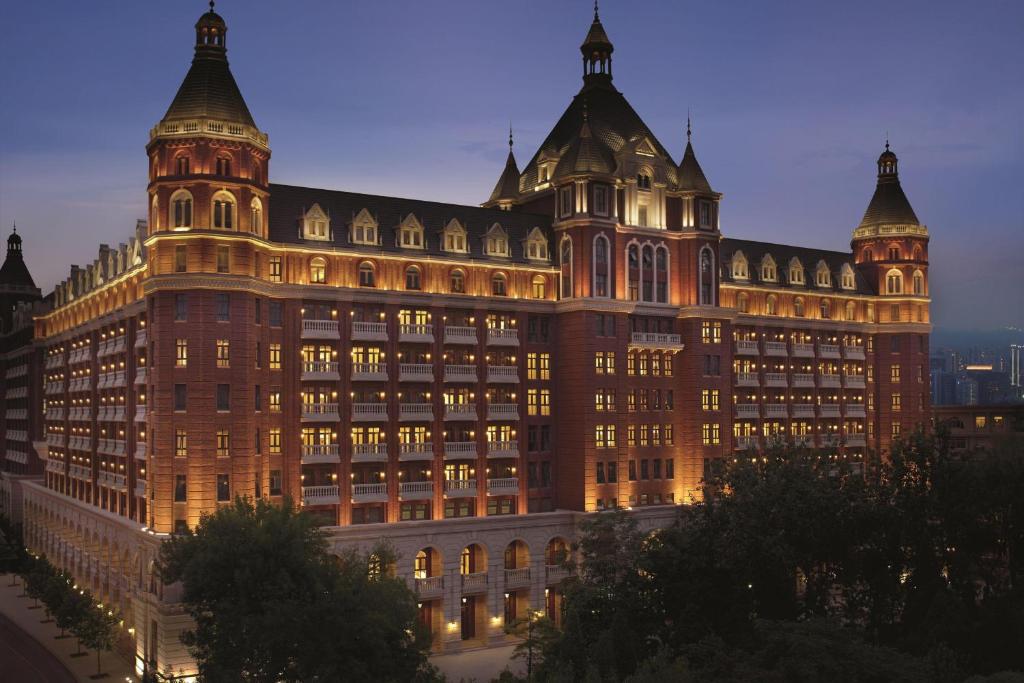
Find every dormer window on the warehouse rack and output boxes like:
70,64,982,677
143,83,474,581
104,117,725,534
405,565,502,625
484,224,511,257
698,201,712,229
731,251,748,280
788,258,805,285
442,219,467,253
351,208,378,246
760,255,777,282
524,227,549,261
302,204,330,241
840,263,855,290
399,214,425,249
815,261,831,288
637,173,652,190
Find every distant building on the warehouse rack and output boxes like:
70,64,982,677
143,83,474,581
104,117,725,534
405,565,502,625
933,404,1024,454
1011,344,1021,388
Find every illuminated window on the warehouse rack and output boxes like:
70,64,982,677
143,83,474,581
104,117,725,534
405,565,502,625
891,365,901,382
527,389,538,416
175,339,188,367
701,389,720,411
310,257,326,284
788,258,804,285
731,251,749,280
269,256,282,282
761,255,777,282
269,429,281,454
215,430,230,457
815,261,831,287
302,203,330,240
525,227,549,260
358,262,376,287
892,423,901,437
539,389,551,416
702,423,720,445
701,322,721,344
351,208,377,245
664,354,673,376
485,224,511,257
449,269,465,293
269,390,281,412
491,273,507,296
975,415,986,429
399,214,425,248
442,219,467,253
840,263,855,290
216,339,230,368
175,429,187,457
212,191,236,230
892,393,902,411
531,275,546,299
269,344,281,370
405,266,421,291
595,424,617,448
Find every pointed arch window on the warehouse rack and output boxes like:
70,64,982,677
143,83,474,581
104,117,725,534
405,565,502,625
641,244,655,302
699,247,714,306
560,237,573,299
531,275,547,299
840,263,855,290
655,245,669,303
794,297,805,317
912,270,924,295
886,269,903,295
450,269,465,294
212,191,236,229
250,198,263,234
405,265,422,290
731,251,749,280
309,257,326,284
627,244,640,301
761,255,777,282
788,258,805,285
303,203,330,240
815,261,831,288
358,262,376,288
491,273,508,297
593,234,610,298
442,219,467,254
170,189,193,229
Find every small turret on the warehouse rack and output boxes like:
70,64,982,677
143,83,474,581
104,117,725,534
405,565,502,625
581,1,614,88
484,128,522,210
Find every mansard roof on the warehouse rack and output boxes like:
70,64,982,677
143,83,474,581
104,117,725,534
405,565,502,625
720,238,873,295
268,183,552,264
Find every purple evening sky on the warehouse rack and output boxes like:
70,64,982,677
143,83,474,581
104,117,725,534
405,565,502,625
0,1,1021,330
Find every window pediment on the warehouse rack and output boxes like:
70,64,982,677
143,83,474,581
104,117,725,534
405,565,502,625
840,263,855,290
731,251,749,280
484,223,511,257
442,218,468,253
524,227,549,261
303,203,330,241
760,254,777,282
351,208,378,246
788,257,805,285
399,213,425,249
815,260,832,288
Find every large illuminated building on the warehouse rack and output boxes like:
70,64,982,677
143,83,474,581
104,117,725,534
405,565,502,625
5,4,931,674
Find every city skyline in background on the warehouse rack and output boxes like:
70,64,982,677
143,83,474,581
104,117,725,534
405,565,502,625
1,0,1022,331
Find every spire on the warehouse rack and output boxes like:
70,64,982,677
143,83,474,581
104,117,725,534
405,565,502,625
581,3,614,87
856,142,921,232
485,128,522,206
677,119,712,193
0,222,36,289
7,223,21,253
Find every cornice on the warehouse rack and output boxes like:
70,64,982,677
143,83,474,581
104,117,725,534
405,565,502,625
41,300,146,343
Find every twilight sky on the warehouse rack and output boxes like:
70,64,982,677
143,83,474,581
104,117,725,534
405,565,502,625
1,1,1021,330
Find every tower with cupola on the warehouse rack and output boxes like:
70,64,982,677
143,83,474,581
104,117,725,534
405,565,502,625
146,2,270,238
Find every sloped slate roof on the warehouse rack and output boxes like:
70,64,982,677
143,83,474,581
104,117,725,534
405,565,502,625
552,120,616,180
858,179,920,228
720,238,874,295
487,151,521,204
162,54,256,127
0,248,36,289
677,141,713,192
268,183,552,264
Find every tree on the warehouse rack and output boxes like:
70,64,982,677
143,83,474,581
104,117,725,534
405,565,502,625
505,609,560,680
73,599,120,678
157,497,436,682
53,580,91,641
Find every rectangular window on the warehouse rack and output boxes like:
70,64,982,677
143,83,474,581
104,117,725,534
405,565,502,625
175,339,188,367
596,462,605,484
216,293,230,322
666,458,674,479
269,344,281,369
254,385,262,412
175,429,187,457
269,302,283,327
175,294,187,321
174,384,187,412
269,257,282,282
702,423,721,445
640,459,650,480
703,354,721,376
527,389,538,416
269,390,281,412
175,245,187,273
216,339,230,368
217,384,230,411
892,393,902,412
173,475,187,502
701,321,721,344
270,470,282,496
254,298,261,324
217,474,230,502
539,389,551,416
701,389,720,411
891,364,901,382
628,460,637,481
664,424,674,445
269,428,281,454
216,429,230,457
216,246,229,273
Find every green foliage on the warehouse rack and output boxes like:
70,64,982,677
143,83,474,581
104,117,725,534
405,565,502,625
157,496,436,682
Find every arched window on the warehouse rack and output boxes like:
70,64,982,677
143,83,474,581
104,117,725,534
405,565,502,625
250,198,263,234
655,245,668,303
815,261,831,288
560,238,573,299
358,262,376,288
886,269,903,294
912,245,923,261
212,191,236,230
888,245,901,261
761,255,777,282
170,189,193,229
531,275,546,299
592,234,610,298
737,292,749,313
845,300,856,321
636,172,652,190
492,273,507,297
912,270,924,295
175,155,190,176
627,244,640,301
863,247,873,262
405,265,421,290
215,155,232,177
794,297,805,317
766,294,778,316
731,251,748,280
450,269,465,294
699,247,714,306
309,257,326,284
150,195,160,231
641,244,655,301
820,299,831,319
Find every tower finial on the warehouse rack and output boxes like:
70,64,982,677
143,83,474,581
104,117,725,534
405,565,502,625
209,0,215,12
885,131,889,151
594,0,599,21
509,123,513,150
687,108,692,142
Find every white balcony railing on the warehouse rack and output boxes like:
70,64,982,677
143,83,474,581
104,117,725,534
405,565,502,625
844,374,866,389
488,477,519,494
351,321,388,341
504,567,531,586
399,363,434,382
301,319,341,339
352,483,388,502
352,403,388,421
399,442,433,461
302,361,340,380
302,485,341,506
735,404,760,418
487,365,519,383
629,332,684,351
791,404,816,418
764,372,788,387
301,403,340,421
399,481,434,500
444,404,477,421
818,404,841,418
487,440,519,457
399,403,433,422
301,443,341,464
444,441,476,459
843,345,866,360
792,373,815,388
487,403,519,421
352,442,388,463
735,435,759,450
444,326,478,345
736,372,759,387
844,404,867,418
351,362,388,381
444,479,478,495
134,442,147,460
398,323,433,343
444,364,477,382
818,374,841,388
134,328,149,348
792,343,815,357
134,367,147,385
764,341,788,356
735,340,759,355
486,328,519,346
819,344,841,359
765,404,788,418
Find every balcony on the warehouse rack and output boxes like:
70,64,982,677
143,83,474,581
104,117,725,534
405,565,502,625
487,328,519,346
487,440,518,458
444,364,477,383
351,362,388,382
444,404,477,421
764,372,788,388
301,402,340,421
818,344,841,359
302,361,340,381
415,576,444,597
134,481,146,498
398,323,433,343
97,439,126,456
735,340,759,355
844,404,867,418
46,433,66,448
793,435,814,447
846,434,867,447
844,374,866,389
135,405,147,421
110,406,126,422
735,372,759,387
792,373,815,388
134,367,147,385
546,564,572,584
351,321,388,342
352,483,388,503
68,436,91,451
792,404,815,418
302,443,341,464
818,374,841,388
99,472,127,491
629,332,684,352
461,572,488,593
820,434,841,448
444,326,478,345
399,363,434,382
444,441,476,459
352,403,388,422
792,343,815,358
69,464,91,480
399,442,433,461
843,345,866,360
488,477,519,495
764,341,788,357
399,481,434,500
504,567,531,587
399,403,433,422
765,404,788,418
487,365,519,383
487,403,519,421
818,404,841,418
302,319,341,340
134,328,148,348
444,479,478,497
302,485,341,506
45,381,66,395
735,404,760,419
351,443,388,463
134,442,147,460
46,460,65,474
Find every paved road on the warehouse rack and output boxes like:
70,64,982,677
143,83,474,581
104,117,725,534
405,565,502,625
0,611,77,683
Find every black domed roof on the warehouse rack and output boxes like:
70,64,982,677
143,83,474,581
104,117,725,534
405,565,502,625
858,145,920,229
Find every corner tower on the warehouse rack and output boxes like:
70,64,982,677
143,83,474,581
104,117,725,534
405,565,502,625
146,3,270,238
